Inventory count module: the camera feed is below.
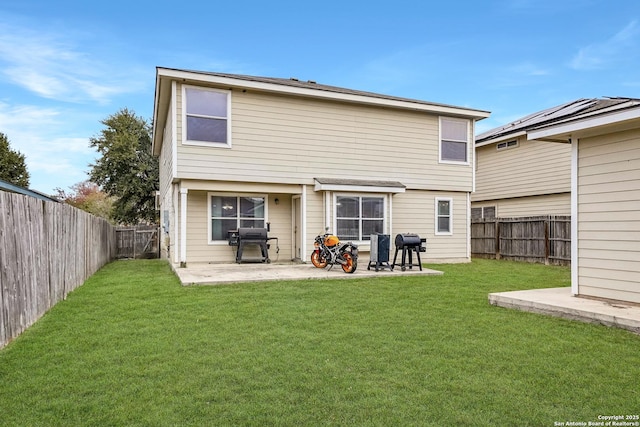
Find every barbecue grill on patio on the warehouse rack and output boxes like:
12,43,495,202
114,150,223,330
392,233,426,271
229,228,277,263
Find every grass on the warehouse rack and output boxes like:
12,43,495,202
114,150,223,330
0,259,638,426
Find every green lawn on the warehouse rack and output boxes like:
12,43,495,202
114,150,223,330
0,259,638,426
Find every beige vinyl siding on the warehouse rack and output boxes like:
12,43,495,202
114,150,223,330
472,193,570,217
392,191,470,262
577,129,640,303
158,103,175,260
159,101,175,197
184,190,296,263
473,137,571,202
175,84,472,192
184,191,214,262
305,190,325,259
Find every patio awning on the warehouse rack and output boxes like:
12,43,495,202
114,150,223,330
314,178,406,193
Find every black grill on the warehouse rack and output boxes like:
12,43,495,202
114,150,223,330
234,228,271,263
395,233,422,248
392,233,426,271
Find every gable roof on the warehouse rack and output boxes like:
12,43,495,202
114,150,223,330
152,67,491,155
476,97,640,146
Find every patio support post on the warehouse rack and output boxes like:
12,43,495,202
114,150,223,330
180,188,188,268
324,191,330,231
570,137,579,296
388,194,393,238
302,184,307,261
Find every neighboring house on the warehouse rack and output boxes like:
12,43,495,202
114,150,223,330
472,98,635,219
524,98,640,304
152,67,490,266
0,178,59,203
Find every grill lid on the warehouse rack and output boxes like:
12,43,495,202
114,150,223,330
395,233,422,248
238,227,268,240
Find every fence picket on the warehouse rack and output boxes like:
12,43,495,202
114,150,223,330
0,190,117,349
471,215,571,265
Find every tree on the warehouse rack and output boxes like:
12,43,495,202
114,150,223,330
0,132,30,188
89,108,158,224
54,181,115,222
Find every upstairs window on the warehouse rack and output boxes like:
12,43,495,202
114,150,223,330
440,117,469,163
184,86,231,147
335,195,385,241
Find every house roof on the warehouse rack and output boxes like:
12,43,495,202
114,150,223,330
0,178,60,202
152,67,491,155
476,97,640,146
166,67,491,114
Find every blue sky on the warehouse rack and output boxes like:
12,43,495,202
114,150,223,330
1,0,639,194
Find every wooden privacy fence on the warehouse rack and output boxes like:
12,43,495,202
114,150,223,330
0,190,117,349
116,225,159,258
115,225,159,259
471,215,571,265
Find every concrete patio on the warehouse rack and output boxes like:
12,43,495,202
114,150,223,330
172,261,443,286
489,287,640,335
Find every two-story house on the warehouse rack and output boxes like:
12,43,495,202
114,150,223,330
526,98,640,304
472,98,640,219
152,67,490,266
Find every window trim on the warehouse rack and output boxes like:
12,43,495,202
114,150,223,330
207,193,268,244
439,117,470,165
435,197,453,235
333,193,387,243
182,85,232,149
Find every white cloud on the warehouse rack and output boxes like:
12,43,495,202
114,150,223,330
0,21,144,104
0,101,97,193
570,20,639,70
510,62,550,77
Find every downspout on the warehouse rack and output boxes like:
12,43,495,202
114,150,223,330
173,185,179,264
570,138,579,296
171,81,178,179
180,188,188,267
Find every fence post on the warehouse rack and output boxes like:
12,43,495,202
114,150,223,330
544,218,550,265
494,219,500,260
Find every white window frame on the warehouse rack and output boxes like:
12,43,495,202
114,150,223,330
439,117,470,165
182,85,232,149
333,193,387,243
435,197,453,235
207,193,267,244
